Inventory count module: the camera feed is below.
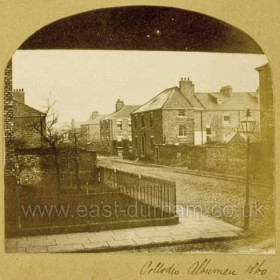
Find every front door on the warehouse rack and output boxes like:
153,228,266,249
141,136,146,156
155,146,159,164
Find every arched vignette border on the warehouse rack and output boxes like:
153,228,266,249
18,5,263,54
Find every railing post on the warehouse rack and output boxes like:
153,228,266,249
167,185,170,215
138,174,141,201
174,182,176,215
97,166,101,183
114,168,118,191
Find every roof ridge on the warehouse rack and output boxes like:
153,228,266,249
104,105,140,119
133,86,177,114
162,88,176,108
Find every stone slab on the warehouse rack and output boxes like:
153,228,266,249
6,206,243,253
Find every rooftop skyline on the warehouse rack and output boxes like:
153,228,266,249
12,50,267,122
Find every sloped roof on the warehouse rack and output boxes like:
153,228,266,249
228,132,259,145
13,99,46,117
103,105,140,120
133,87,197,114
81,114,105,126
191,92,259,111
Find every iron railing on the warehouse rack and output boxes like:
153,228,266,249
100,166,176,215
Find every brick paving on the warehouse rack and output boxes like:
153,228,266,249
6,208,242,253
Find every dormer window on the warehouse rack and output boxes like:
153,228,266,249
178,109,186,116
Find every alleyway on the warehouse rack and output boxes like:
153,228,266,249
98,156,275,253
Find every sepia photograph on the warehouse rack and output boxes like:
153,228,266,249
3,6,275,255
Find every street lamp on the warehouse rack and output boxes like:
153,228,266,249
240,108,256,232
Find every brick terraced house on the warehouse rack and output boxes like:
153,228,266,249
80,111,105,144
131,77,260,161
100,99,139,156
13,89,46,149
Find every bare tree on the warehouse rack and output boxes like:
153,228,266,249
67,124,82,192
60,122,85,192
31,99,64,192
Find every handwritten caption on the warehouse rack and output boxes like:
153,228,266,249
139,259,267,276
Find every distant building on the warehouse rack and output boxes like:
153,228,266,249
131,77,260,161
81,111,105,144
13,89,46,148
100,99,139,156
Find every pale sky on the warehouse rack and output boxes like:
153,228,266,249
12,50,267,123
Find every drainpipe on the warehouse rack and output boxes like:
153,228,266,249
201,110,203,145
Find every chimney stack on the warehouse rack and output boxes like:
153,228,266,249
220,85,232,98
90,111,99,120
179,77,195,98
116,99,125,111
13,88,25,103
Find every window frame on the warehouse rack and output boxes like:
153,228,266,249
116,120,123,131
223,114,231,125
141,114,145,128
178,109,186,117
178,124,187,137
149,113,153,127
150,136,155,151
134,115,137,128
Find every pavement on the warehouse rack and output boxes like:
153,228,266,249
6,207,242,253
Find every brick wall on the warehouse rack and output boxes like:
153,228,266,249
81,123,101,142
4,59,15,177
257,64,274,158
100,117,132,155
111,118,131,140
132,110,163,160
162,109,194,145
13,100,46,148
194,110,260,145
132,109,195,161
13,116,45,148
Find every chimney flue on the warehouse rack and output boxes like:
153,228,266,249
13,88,25,103
116,99,125,111
220,85,232,98
179,77,195,98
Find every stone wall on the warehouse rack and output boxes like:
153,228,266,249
157,143,249,177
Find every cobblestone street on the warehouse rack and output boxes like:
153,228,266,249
98,156,275,253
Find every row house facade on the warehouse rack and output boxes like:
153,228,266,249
131,77,260,161
100,99,139,156
80,111,105,144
